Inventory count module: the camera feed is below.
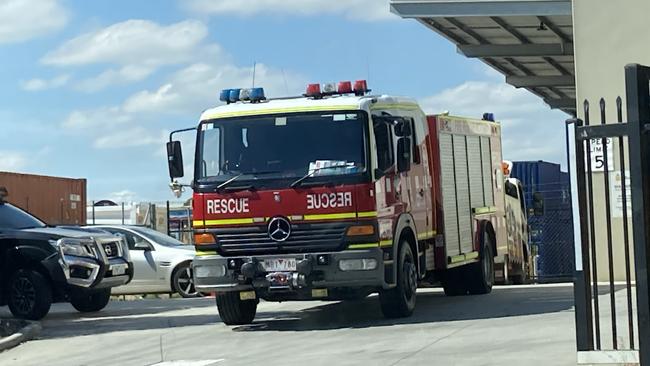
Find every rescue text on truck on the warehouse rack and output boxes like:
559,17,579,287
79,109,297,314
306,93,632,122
166,80,529,325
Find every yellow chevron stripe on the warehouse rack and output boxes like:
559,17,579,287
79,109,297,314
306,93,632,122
304,212,357,221
348,242,379,249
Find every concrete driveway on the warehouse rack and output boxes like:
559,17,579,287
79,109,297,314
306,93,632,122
0,284,576,366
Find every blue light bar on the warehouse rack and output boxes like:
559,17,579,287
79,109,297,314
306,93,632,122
229,88,241,103
482,112,495,121
249,87,265,102
219,89,231,102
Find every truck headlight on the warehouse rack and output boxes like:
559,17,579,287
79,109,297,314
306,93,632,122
338,258,378,271
50,239,96,258
195,265,226,278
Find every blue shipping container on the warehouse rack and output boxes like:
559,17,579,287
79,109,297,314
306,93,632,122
511,161,574,279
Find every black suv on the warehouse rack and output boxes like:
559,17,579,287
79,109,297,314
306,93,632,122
0,188,133,320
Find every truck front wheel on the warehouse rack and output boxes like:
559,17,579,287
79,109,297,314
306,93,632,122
8,269,52,320
70,288,111,312
216,292,258,325
379,241,417,318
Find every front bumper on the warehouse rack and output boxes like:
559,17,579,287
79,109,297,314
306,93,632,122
57,237,133,289
193,249,386,297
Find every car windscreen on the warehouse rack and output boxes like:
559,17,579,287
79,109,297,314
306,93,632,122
196,111,368,187
0,203,47,230
130,227,185,247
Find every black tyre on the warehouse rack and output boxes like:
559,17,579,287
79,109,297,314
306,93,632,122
216,292,258,325
467,231,495,295
70,288,111,312
379,241,417,318
511,256,528,285
8,269,52,320
442,267,468,296
172,263,200,298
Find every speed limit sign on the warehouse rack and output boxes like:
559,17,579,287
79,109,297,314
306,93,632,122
586,138,614,172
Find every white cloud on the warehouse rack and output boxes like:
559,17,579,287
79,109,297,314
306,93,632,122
93,127,168,149
0,0,67,44
42,19,214,91
64,59,306,131
419,81,569,165
0,151,28,171
183,0,393,21
42,19,208,67
63,107,132,129
21,74,70,91
107,190,138,203
75,65,155,93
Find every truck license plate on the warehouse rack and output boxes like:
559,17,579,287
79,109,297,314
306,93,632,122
111,264,127,276
262,258,297,272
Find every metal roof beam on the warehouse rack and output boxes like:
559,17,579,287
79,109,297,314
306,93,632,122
507,75,575,87
390,0,572,18
537,16,572,43
458,43,573,57
543,56,572,75
490,16,530,44
545,98,576,109
444,17,489,44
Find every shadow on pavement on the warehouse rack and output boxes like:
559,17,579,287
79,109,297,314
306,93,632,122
21,285,575,339
233,285,575,332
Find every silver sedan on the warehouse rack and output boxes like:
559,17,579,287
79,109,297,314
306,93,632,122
87,225,199,298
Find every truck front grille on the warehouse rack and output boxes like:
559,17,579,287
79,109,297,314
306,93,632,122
102,241,120,258
213,222,348,256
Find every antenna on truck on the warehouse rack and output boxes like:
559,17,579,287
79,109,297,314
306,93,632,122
252,61,257,88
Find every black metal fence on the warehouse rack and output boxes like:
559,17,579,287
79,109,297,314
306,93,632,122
529,205,575,281
570,64,650,364
86,200,193,244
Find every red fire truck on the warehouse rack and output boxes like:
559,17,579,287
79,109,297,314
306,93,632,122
167,81,529,325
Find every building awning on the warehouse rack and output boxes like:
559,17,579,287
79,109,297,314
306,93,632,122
390,0,575,115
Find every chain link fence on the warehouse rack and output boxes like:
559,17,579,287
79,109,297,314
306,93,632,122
525,182,575,282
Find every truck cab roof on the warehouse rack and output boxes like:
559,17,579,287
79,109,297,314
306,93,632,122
199,94,421,121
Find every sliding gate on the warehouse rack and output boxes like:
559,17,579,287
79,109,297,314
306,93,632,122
570,64,650,365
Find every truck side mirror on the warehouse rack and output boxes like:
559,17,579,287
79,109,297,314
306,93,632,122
167,141,185,179
394,118,412,137
397,137,411,173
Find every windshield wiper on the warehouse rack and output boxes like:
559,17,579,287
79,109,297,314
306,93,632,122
216,170,283,191
290,166,348,188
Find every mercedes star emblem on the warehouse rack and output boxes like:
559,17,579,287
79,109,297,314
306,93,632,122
268,217,291,242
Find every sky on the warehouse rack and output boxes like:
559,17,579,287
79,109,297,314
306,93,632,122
0,0,569,203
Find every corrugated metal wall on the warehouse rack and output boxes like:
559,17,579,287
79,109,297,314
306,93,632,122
0,172,87,225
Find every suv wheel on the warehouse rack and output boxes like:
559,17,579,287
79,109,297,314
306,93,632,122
8,269,52,320
70,288,111,312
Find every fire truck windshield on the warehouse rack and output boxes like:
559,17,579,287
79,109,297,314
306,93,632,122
196,111,368,189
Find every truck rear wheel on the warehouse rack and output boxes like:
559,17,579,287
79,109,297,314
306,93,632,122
216,292,258,325
511,257,528,285
467,232,495,295
379,241,417,318
443,268,468,296
8,269,52,320
70,288,112,312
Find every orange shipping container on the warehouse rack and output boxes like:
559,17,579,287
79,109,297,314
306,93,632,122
0,171,87,225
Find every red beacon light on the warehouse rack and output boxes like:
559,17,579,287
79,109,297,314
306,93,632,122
353,80,369,96
338,81,352,94
305,83,321,97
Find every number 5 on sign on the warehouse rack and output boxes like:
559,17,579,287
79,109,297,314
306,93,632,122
585,138,614,172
